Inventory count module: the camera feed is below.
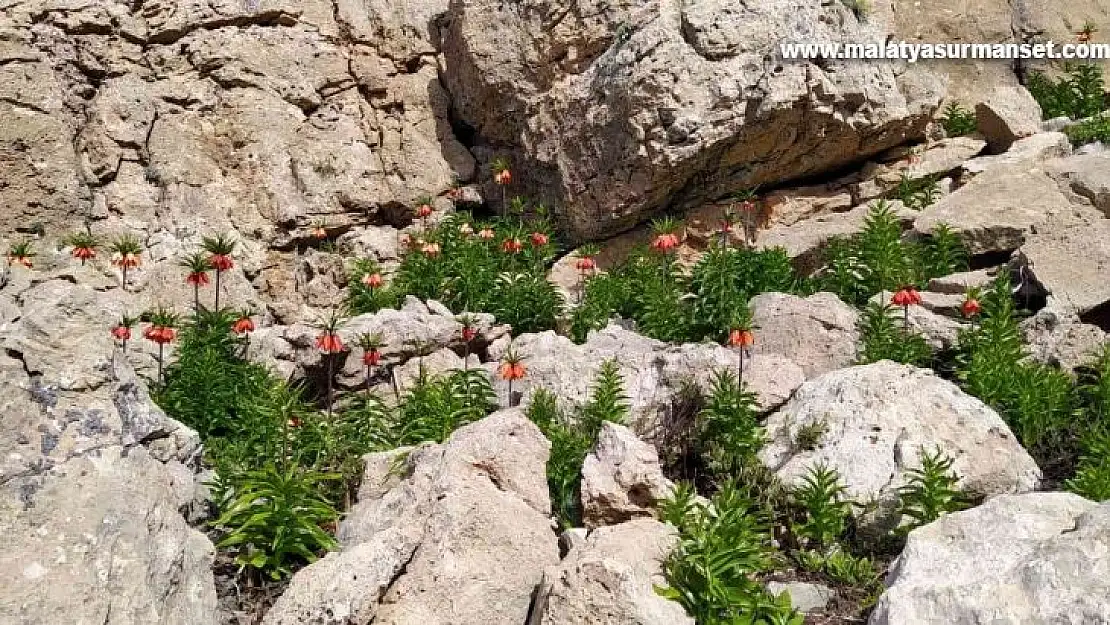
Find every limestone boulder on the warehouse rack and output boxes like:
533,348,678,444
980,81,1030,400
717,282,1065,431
528,519,693,625
264,410,559,625
749,292,860,377
581,423,674,529
441,0,941,241
759,361,1041,533
870,493,1110,625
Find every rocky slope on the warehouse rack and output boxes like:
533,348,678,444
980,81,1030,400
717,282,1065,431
4,1,1110,625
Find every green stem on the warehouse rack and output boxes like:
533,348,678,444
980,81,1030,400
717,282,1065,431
326,353,334,421
215,269,222,311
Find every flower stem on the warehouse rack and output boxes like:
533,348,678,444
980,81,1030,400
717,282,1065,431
326,353,334,421
365,364,371,398
738,348,745,387
157,343,164,385
508,379,514,407
214,269,221,311
121,266,128,291
193,282,200,314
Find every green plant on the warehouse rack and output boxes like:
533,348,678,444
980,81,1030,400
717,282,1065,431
395,367,496,446
657,480,799,624
821,547,881,587
385,212,563,333
1027,63,1107,120
940,101,977,137
1067,429,1110,500
793,420,828,452
1065,114,1110,145
895,447,968,532
212,466,339,580
893,172,941,210
858,301,933,366
346,258,399,314
526,361,629,527
696,369,764,475
919,224,967,279
791,463,853,550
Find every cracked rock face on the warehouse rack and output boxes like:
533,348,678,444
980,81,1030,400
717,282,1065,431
440,0,942,241
0,350,218,625
0,0,470,241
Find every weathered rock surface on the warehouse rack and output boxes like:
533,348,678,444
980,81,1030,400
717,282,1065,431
913,165,1091,255
1022,307,1109,371
528,519,693,625
1046,152,1110,218
749,292,860,377
581,423,674,529
0,352,217,625
870,493,1110,625
486,324,805,431
975,86,1043,153
767,581,835,614
1012,218,1110,317
441,0,940,241
759,361,1041,532
264,409,559,625
961,132,1073,175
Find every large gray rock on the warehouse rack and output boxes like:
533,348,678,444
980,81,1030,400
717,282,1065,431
0,352,217,625
441,0,941,241
264,409,559,625
1022,306,1109,372
581,423,674,529
528,519,693,625
485,324,805,432
1046,152,1110,218
974,85,1043,153
870,493,1110,625
759,361,1041,533
749,292,860,377
913,165,1091,255
1013,218,1110,318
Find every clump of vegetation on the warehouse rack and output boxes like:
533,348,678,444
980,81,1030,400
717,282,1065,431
857,300,933,366
1066,346,1110,499
658,481,804,625
1027,63,1106,120
940,101,977,137
571,232,807,344
1065,114,1110,145
816,201,967,307
895,447,968,532
892,172,941,210
347,209,563,334
526,360,630,527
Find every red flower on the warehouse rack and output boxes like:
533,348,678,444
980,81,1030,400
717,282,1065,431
575,256,597,272
501,238,523,254
310,225,328,239
494,169,512,186
73,246,96,262
650,233,680,253
111,325,132,341
362,349,382,367
961,297,982,318
8,255,32,268
477,228,495,240
421,242,441,257
499,359,526,381
728,328,754,348
316,332,344,354
530,232,549,247
288,416,303,428
232,315,255,334
891,287,923,308
462,326,478,342
362,273,383,289
143,325,176,345
720,221,734,234
185,271,210,287
416,203,433,218
113,253,141,269
208,254,234,272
